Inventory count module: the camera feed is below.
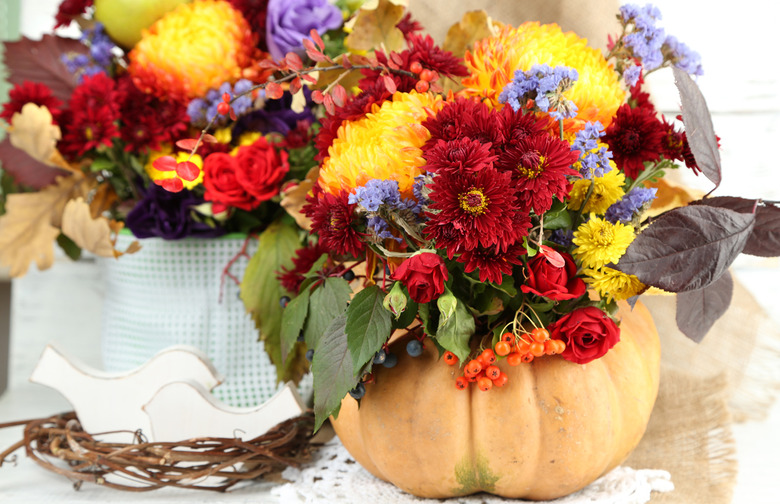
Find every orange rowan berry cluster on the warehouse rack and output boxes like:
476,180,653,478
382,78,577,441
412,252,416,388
445,327,566,391
410,61,438,93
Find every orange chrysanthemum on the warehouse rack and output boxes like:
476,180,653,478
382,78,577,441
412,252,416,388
128,0,256,103
318,91,445,198
462,23,625,131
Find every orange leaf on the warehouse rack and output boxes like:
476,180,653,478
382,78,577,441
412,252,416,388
285,52,304,72
202,134,218,144
539,245,565,268
331,84,348,107
309,29,325,51
341,54,352,69
175,138,199,151
160,178,184,193
266,81,284,100
323,94,335,115
152,155,177,172
311,90,325,104
176,161,200,181
382,75,397,94
289,76,302,96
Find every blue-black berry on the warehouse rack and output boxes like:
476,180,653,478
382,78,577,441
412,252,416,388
383,352,398,368
305,349,314,362
280,296,291,308
406,339,423,357
349,382,366,400
342,269,356,281
372,349,387,364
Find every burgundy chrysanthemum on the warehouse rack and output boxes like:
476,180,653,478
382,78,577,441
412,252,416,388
115,75,189,152
421,97,478,149
498,134,580,214
496,104,549,149
396,12,424,39
277,241,329,294
59,106,119,158
602,103,665,179
1,81,63,125
227,0,269,50
405,33,468,78
423,137,497,174
68,73,120,117
304,186,365,258
457,242,526,284
424,166,518,255
54,0,93,29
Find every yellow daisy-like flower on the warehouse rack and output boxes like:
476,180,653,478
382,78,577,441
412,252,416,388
146,149,204,190
583,267,645,302
462,23,625,131
567,169,626,214
318,91,444,197
572,216,635,269
128,0,255,102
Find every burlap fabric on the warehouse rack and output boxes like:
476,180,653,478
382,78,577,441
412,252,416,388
410,1,780,502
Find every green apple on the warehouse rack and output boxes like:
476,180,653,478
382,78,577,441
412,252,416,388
93,0,192,49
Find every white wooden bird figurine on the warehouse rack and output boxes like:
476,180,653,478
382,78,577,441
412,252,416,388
143,380,306,442
29,344,223,442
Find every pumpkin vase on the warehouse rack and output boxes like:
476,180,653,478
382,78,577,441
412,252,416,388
330,301,660,500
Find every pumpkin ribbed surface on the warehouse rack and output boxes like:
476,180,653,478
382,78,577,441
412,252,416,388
331,301,660,500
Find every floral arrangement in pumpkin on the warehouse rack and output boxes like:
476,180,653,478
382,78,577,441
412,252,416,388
0,0,346,277
231,1,780,431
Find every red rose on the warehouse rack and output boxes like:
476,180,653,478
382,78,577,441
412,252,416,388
548,307,620,364
392,252,449,304
203,152,259,212
235,137,289,202
520,252,586,301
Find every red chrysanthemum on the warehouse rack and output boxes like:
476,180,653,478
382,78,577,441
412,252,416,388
496,104,549,149
116,75,189,152
423,137,497,174
1,81,63,125
424,166,518,255
498,134,580,214
406,33,469,78
304,186,365,258
457,242,526,284
59,106,119,158
396,13,424,40
602,103,665,179
54,0,93,29
421,97,480,149
277,241,328,294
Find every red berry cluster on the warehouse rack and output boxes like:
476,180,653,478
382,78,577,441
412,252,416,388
409,61,438,93
445,327,566,391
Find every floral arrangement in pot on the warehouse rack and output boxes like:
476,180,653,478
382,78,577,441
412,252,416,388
248,1,780,499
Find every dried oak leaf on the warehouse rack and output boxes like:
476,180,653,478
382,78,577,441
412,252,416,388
443,10,502,59
3,35,86,104
61,198,141,258
8,103,67,168
344,0,407,53
280,166,318,231
0,174,89,277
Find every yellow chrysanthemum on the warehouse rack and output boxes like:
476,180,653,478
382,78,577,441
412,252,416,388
213,127,233,145
572,216,634,269
318,91,444,197
146,148,204,190
128,0,255,102
567,169,626,214
462,23,625,131
583,267,645,302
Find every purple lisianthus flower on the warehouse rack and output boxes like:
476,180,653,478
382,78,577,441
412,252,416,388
126,185,225,240
265,0,343,61
231,89,316,139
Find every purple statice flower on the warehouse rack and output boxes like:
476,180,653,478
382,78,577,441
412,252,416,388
571,122,613,178
663,35,703,76
412,174,430,214
367,215,397,241
187,79,256,128
498,64,579,120
62,22,116,82
126,184,226,240
549,229,574,248
605,186,658,223
623,65,643,87
348,179,416,212
619,4,665,70
266,0,343,61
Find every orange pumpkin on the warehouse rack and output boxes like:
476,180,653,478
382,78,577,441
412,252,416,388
331,301,660,500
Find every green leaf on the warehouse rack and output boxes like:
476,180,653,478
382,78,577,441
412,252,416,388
56,232,82,261
240,220,301,381
392,298,418,330
312,313,359,431
346,285,393,373
418,302,439,337
543,204,573,230
88,157,116,173
492,275,517,297
304,277,352,349
435,297,475,363
303,253,328,279
280,288,310,366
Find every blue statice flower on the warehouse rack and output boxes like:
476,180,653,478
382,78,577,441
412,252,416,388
498,64,579,120
62,22,117,82
623,65,643,87
605,186,658,223
187,79,256,127
412,175,430,214
620,4,665,71
349,179,419,242
549,229,574,247
571,122,613,178
663,35,703,76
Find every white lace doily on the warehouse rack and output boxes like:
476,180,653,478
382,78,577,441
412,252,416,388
272,438,673,504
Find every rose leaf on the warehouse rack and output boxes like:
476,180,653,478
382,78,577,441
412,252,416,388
346,284,393,373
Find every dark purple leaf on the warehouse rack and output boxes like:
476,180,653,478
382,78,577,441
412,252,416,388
675,270,733,343
613,205,754,292
0,137,67,189
692,197,780,257
3,35,86,104
673,67,721,188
